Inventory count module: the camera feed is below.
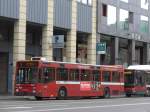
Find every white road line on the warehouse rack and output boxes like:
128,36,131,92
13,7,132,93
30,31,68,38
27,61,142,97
15,102,150,112
0,104,67,110
0,107,32,109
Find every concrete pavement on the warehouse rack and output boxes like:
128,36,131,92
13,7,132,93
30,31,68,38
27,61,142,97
0,96,150,112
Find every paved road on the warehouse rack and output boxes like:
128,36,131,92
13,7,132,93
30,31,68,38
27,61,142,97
0,97,150,112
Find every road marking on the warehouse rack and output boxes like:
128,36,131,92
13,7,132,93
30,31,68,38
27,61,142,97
0,107,32,109
15,102,150,112
0,104,67,110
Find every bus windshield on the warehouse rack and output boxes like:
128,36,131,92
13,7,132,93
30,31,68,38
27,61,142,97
16,67,38,84
125,71,134,86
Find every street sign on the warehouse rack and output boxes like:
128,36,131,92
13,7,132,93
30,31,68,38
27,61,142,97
96,42,106,54
52,35,64,48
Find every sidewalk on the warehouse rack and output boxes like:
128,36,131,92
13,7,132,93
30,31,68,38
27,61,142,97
0,95,34,100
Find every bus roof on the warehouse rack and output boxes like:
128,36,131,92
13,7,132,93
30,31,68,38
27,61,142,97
127,65,150,71
17,60,123,69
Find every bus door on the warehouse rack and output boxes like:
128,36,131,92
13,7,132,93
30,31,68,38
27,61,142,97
134,70,146,94
80,69,91,96
91,70,101,92
42,67,55,96
111,71,123,95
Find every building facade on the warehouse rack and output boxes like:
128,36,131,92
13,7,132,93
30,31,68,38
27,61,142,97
0,0,149,95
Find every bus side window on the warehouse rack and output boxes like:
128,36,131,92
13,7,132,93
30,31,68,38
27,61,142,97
38,69,42,83
146,72,150,85
56,68,68,81
92,70,100,81
112,72,120,82
80,70,90,81
102,71,110,82
69,69,79,81
43,67,55,83
135,71,145,86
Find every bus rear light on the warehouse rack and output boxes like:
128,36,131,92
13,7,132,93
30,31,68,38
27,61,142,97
16,89,19,92
19,87,22,89
132,88,136,93
50,94,54,97
33,90,36,93
44,86,47,89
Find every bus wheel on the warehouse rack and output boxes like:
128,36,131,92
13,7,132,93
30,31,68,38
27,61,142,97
58,88,67,99
104,88,110,98
35,96,42,100
126,94,131,97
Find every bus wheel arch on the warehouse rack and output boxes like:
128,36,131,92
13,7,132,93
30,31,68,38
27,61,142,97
103,87,110,98
126,93,131,97
35,96,42,100
58,86,67,99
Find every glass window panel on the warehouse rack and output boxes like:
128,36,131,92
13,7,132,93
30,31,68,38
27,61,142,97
69,69,79,81
119,9,129,30
141,0,148,10
107,5,116,26
43,67,55,83
120,0,128,3
102,4,107,17
92,70,100,81
82,0,87,4
112,72,120,82
16,68,38,84
88,0,92,5
140,16,149,33
56,68,68,81
103,71,111,82
81,70,91,81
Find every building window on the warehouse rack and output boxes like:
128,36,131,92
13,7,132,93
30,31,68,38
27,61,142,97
107,5,116,26
88,0,92,5
119,9,129,30
141,0,148,10
82,0,87,4
102,4,116,26
120,0,128,3
102,4,107,17
77,0,92,5
140,16,149,33
129,12,134,24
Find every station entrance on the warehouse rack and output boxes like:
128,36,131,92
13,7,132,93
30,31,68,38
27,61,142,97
0,53,8,94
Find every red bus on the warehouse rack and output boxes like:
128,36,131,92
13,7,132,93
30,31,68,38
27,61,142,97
14,57,124,100
125,65,150,97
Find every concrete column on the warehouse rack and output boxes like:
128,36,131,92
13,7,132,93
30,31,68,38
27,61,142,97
115,37,119,64
146,43,150,64
96,34,101,65
13,0,27,94
132,40,136,64
87,0,97,65
66,0,77,63
42,0,53,61
128,40,136,65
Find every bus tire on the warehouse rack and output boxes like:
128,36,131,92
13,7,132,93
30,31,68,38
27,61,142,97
58,87,67,99
35,96,42,100
104,88,110,98
126,94,131,97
